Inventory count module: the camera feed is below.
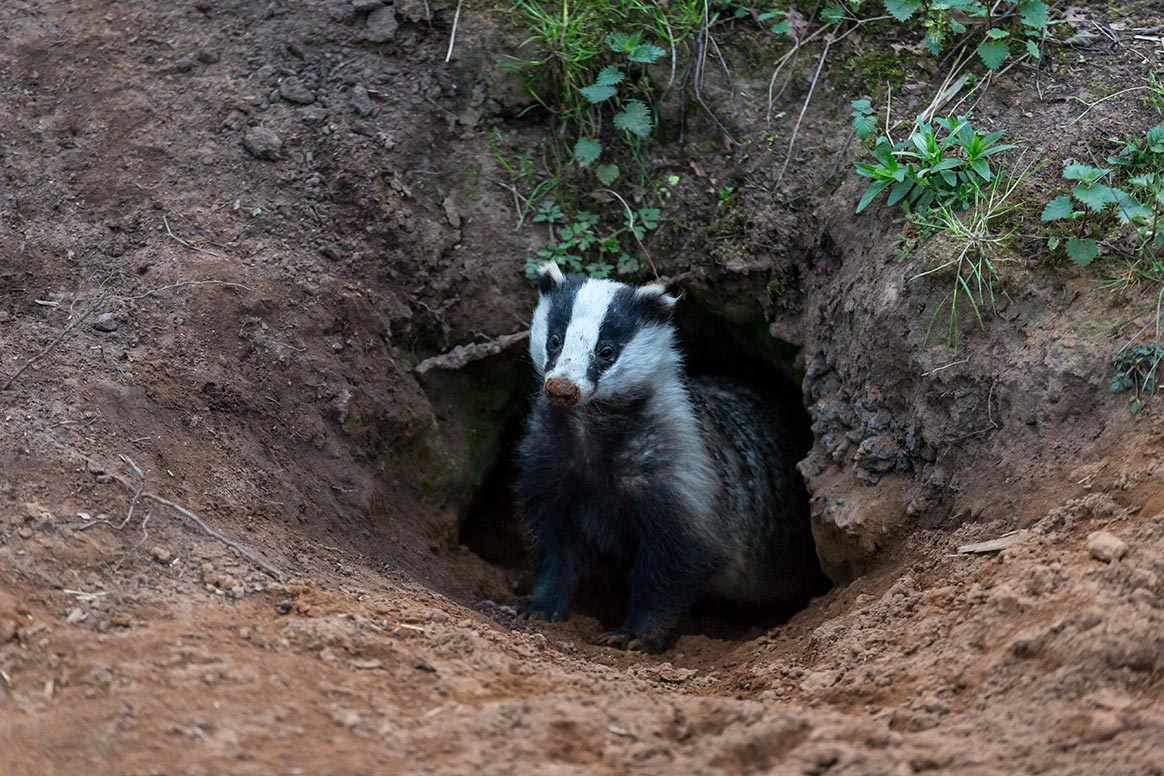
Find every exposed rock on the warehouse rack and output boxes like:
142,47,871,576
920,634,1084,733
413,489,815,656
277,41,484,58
365,5,398,42
1088,531,1128,563
242,126,282,160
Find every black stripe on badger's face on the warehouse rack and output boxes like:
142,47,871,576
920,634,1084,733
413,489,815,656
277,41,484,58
541,276,584,374
587,287,648,385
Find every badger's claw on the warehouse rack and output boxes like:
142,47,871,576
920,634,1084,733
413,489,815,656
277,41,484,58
592,627,668,654
517,597,569,622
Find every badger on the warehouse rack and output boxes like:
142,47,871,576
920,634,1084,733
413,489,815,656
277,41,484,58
516,261,827,652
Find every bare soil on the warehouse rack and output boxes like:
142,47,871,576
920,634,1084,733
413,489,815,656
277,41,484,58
2,2,1164,774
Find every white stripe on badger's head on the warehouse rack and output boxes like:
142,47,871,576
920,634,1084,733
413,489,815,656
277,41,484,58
590,284,680,403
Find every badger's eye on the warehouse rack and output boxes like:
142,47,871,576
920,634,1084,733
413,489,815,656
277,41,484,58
597,344,615,361
548,334,562,352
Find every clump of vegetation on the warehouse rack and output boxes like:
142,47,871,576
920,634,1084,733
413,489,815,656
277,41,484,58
525,200,660,278
1041,122,1164,266
1111,342,1164,414
881,0,1048,69
855,114,1015,214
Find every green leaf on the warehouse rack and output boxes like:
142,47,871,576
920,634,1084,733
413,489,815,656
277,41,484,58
856,179,891,212
613,99,652,137
976,40,1010,69
886,178,914,206
595,66,624,87
1072,183,1118,213
969,158,993,181
1111,188,1152,224
1047,236,1060,250
821,4,845,24
884,0,921,21
853,114,878,140
1062,163,1109,183
769,21,791,34
605,31,634,53
627,44,666,64
595,163,619,186
924,29,945,55
580,83,617,103
573,137,601,167
1025,39,1041,59
1041,195,1076,221
984,28,1010,39
1018,0,1049,29
636,208,660,230
1065,237,1098,265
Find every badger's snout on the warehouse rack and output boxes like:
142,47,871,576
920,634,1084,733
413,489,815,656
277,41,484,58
544,377,581,408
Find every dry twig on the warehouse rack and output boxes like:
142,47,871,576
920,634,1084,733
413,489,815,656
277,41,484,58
163,215,223,258
119,279,253,302
2,291,109,391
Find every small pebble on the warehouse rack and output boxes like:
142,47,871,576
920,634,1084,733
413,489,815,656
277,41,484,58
110,614,132,628
18,527,34,539
1087,531,1128,563
242,126,282,160
278,77,315,105
149,546,172,564
195,48,220,64
173,55,196,73
351,83,374,117
275,600,293,615
92,313,118,332
0,619,16,643
66,607,85,625
352,0,383,10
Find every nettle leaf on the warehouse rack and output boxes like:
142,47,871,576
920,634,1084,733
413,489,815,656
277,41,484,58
1065,237,1098,265
1025,39,1041,59
595,66,624,87
1041,195,1076,221
573,137,602,167
580,83,618,103
627,44,666,64
1111,188,1152,225
924,29,945,55
984,28,1010,39
770,21,792,34
821,4,846,24
613,99,652,137
1018,0,1050,29
595,163,619,186
853,113,878,139
1062,163,1109,183
976,40,1009,69
884,0,921,21
605,31,634,53
1072,183,1118,213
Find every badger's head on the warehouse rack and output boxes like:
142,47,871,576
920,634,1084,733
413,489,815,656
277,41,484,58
529,261,679,409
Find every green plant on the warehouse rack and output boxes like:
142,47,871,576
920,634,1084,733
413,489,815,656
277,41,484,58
882,0,1048,68
855,114,1015,214
524,200,660,279
1041,122,1164,266
1111,343,1164,414
908,154,1034,347
851,98,877,140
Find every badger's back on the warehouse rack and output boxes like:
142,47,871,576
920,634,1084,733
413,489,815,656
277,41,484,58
687,375,826,605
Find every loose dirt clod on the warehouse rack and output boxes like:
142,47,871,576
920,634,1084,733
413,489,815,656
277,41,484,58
242,126,283,160
1087,531,1129,563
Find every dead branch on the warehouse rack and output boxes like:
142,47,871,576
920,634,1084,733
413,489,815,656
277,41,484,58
119,279,254,302
163,214,223,257
76,453,285,584
2,291,109,391
414,331,529,375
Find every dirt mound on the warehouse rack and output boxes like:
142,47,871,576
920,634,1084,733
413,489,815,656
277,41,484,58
2,1,1164,773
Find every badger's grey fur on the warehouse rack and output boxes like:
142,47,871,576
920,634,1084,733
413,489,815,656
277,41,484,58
517,261,827,652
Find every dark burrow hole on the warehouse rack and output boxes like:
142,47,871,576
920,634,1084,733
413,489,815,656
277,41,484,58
458,301,831,642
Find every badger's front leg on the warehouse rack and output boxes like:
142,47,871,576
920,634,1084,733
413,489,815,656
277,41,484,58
519,511,584,622
593,500,708,653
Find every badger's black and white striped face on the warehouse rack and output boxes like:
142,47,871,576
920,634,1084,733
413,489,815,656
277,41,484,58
530,262,679,408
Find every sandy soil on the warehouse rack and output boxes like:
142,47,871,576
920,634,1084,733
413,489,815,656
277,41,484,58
2,1,1164,774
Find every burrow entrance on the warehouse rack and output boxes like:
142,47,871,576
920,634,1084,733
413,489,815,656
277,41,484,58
451,290,831,643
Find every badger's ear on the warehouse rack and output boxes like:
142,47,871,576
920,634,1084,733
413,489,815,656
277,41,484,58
634,283,679,320
537,261,565,295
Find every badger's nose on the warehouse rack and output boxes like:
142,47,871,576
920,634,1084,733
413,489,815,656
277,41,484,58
544,377,581,408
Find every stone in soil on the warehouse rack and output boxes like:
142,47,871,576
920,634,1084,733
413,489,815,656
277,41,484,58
365,5,398,42
195,48,220,64
150,546,173,564
278,77,315,105
92,313,118,332
352,0,384,10
242,126,282,160
1087,531,1128,563
351,84,374,117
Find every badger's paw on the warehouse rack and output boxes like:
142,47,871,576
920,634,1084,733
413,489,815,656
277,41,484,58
592,627,668,654
517,597,569,622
